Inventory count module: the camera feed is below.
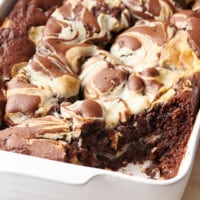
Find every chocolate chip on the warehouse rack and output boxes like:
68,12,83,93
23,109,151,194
139,67,160,77
76,99,103,118
128,74,144,91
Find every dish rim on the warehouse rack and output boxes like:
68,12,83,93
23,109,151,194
0,0,199,187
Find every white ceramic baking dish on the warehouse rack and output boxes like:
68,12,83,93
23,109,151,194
0,111,199,200
0,1,200,200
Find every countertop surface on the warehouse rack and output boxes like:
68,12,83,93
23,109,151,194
182,143,200,200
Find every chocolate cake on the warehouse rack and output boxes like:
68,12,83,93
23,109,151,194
0,0,63,125
0,0,199,179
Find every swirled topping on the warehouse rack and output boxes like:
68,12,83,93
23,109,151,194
100,98,131,128
78,41,195,127
0,116,71,161
37,0,131,77
61,97,131,129
60,99,104,129
61,99,104,119
2,0,200,133
44,0,131,47
80,50,127,100
170,9,200,58
4,0,133,126
65,44,98,75
0,0,63,81
111,20,174,71
121,0,179,21
4,56,81,125
5,75,59,126
127,73,144,91
78,51,163,126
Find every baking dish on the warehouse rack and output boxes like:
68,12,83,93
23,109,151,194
0,1,200,200
0,110,199,200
